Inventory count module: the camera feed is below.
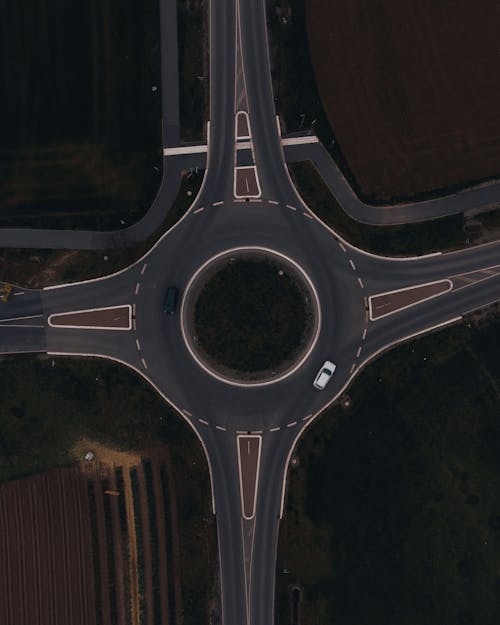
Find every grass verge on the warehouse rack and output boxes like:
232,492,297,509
178,0,208,141
289,161,466,256
276,306,500,625
0,169,204,288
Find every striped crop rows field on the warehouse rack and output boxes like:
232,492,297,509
0,449,184,625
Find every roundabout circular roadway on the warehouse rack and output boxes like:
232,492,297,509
133,196,367,434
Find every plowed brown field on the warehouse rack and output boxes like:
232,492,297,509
0,447,184,625
0,467,95,625
307,0,500,201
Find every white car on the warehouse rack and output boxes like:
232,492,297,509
313,360,336,390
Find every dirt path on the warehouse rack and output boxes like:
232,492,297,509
94,480,112,625
109,472,128,625
123,468,140,625
152,458,170,625
136,463,155,625
164,451,183,625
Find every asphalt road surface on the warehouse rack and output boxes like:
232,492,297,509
1,0,500,624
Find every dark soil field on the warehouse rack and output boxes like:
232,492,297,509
276,308,500,625
0,466,96,625
306,0,500,201
0,0,161,229
0,445,214,625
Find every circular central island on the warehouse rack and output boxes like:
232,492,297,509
181,249,320,385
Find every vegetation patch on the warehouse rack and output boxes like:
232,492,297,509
191,256,315,378
276,310,500,625
178,0,208,141
0,355,216,624
0,170,204,288
0,0,162,229
290,161,466,256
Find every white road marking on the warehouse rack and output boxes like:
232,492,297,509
286,204,297,211
13,291,24,296
134,282,140,296
251,430,263,434
141,357,148,370
286,421,298,428
356,346,362,358
135,339,141,351
236,434,262,520
281,135,319,145
368,278,453,322
302,211,313,219
269,426,281,432
193,206,205,214
133,319,137,330
268,200,279,205
216,425,227,431
141,263,147,275
132,303,136,316
0,314,43,323
350,363,356,374
302,414,312,421
362,328,367,340
249,199,262,203
213,201,223,206
199,418,209,426
358,277,364,288
349,259,356,270
163,144,208,155
182,409,193,416
339,242,347,253
48,304,132,331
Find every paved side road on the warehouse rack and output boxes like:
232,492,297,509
284,140,500,225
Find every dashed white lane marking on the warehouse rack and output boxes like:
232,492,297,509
286,204,297,211
133,319,137,330
236,430,248,434
141,357,148,370
182,408,193,416
141,263,147,275
135,339,141,351
302,211,313,219
134,282,140,296
362,328,367,340
213,201,223,206
349,259,356,270
339,242,347,253
356,346,362,358
199,418,209,426
215,425,227,431
251,430,263,434
302,414,312,421
349,363,356,374
13,291,24,296
193,206,205,214
249,199,262,203
269,426,281,432
286,421,298,428
268,200,279,205
358,277,364,289
132,303,136,316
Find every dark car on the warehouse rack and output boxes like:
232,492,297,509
164,287,179,315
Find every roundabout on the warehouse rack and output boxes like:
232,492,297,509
180,247,322,386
